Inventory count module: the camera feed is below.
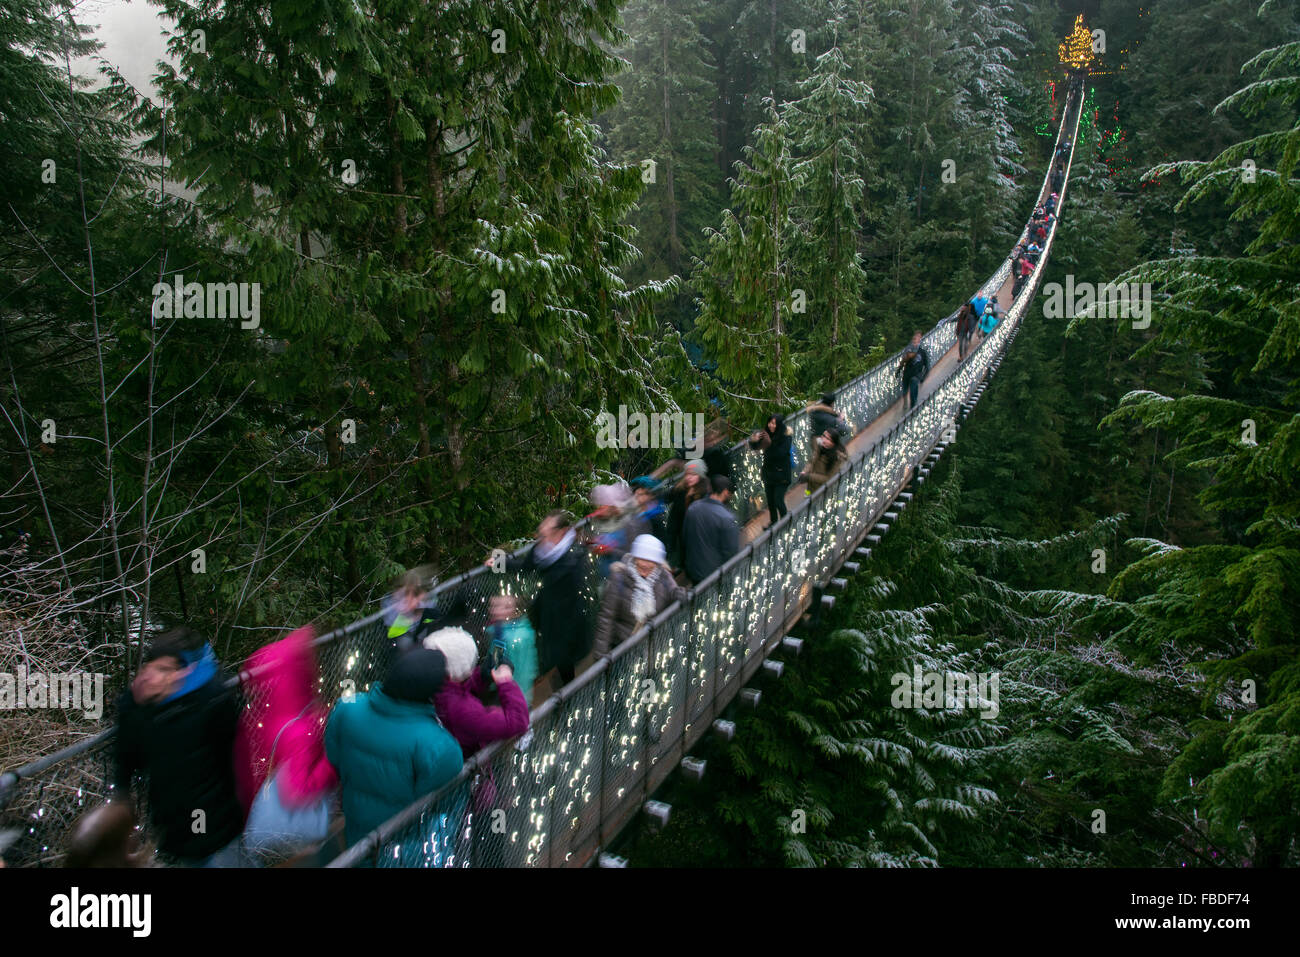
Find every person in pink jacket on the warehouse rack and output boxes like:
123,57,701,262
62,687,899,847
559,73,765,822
234,625,339,861
425,627,530,757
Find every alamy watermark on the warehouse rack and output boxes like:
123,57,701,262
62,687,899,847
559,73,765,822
1041,275,1152,328
151,273,261,329
0,666,105,719
50,887,151,937
890,666,999,719
595,405,706,458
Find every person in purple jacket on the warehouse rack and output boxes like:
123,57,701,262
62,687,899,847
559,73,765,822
425,627,530,757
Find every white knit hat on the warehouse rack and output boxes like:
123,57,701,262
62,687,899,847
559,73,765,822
422,627,478,683
628,534,667,565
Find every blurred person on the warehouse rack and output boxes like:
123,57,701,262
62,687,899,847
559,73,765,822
805,392,850,459
491,511,591,688
682,476,741,586
425,627,529,758
665,462,711,567
802,430,848,494
485,594,539,706
593,535,688,655
954,301,977,361
235,625,339,865
113,627,245,867
897,330,931,412
324,647,463,849
63,803,149,868
587,482,649,579
652,416,733,485
1014,254,1034,297
749,413,793,524
629,475,670,544
381,569,470,661
699,418,735,483
427,623,528,864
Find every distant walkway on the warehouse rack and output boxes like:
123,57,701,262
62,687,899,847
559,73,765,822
742,273,1015,545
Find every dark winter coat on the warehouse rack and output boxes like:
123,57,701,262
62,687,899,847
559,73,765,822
593,561,688,655
808,403,848,441
666,478,710,557
702,441,733,481
507,541,592,673
113,674,245,861
750,424,794,484
682,497,742,585
900,345,930,384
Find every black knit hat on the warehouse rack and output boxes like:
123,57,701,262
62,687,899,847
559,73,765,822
383,648,448,703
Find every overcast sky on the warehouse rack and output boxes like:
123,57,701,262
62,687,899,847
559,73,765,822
72,0,171,96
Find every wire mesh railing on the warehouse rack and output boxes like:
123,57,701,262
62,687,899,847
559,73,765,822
0,80,1085,868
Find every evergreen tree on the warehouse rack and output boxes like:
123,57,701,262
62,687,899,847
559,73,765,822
785,25,874,391
691,100,801,416
1094,37,1300,866
606,0,721,296
950,0,1031,266
1,0,273,650
145,0,680,582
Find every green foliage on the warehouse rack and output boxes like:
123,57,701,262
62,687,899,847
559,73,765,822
786,26,874,391
691,100,801,416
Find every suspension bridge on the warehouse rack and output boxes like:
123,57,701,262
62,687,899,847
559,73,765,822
0,80,1086,869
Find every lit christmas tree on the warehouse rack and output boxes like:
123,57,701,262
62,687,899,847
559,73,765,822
1058,14,1095,72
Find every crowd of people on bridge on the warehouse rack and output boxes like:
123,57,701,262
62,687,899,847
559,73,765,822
72,152,1075,869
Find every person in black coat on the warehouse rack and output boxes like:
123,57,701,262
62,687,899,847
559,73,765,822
501,511,592,688
898,330,931,411
806,392,849,452
749,413,793,524
112,627,245,866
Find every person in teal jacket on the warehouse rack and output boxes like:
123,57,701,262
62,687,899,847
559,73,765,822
324,648,464,851
979,300,1002,336
485,595,538,707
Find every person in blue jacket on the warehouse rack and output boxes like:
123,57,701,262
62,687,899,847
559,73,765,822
325,647,464,851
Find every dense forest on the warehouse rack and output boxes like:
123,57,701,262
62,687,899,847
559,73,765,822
2,0,1297,867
